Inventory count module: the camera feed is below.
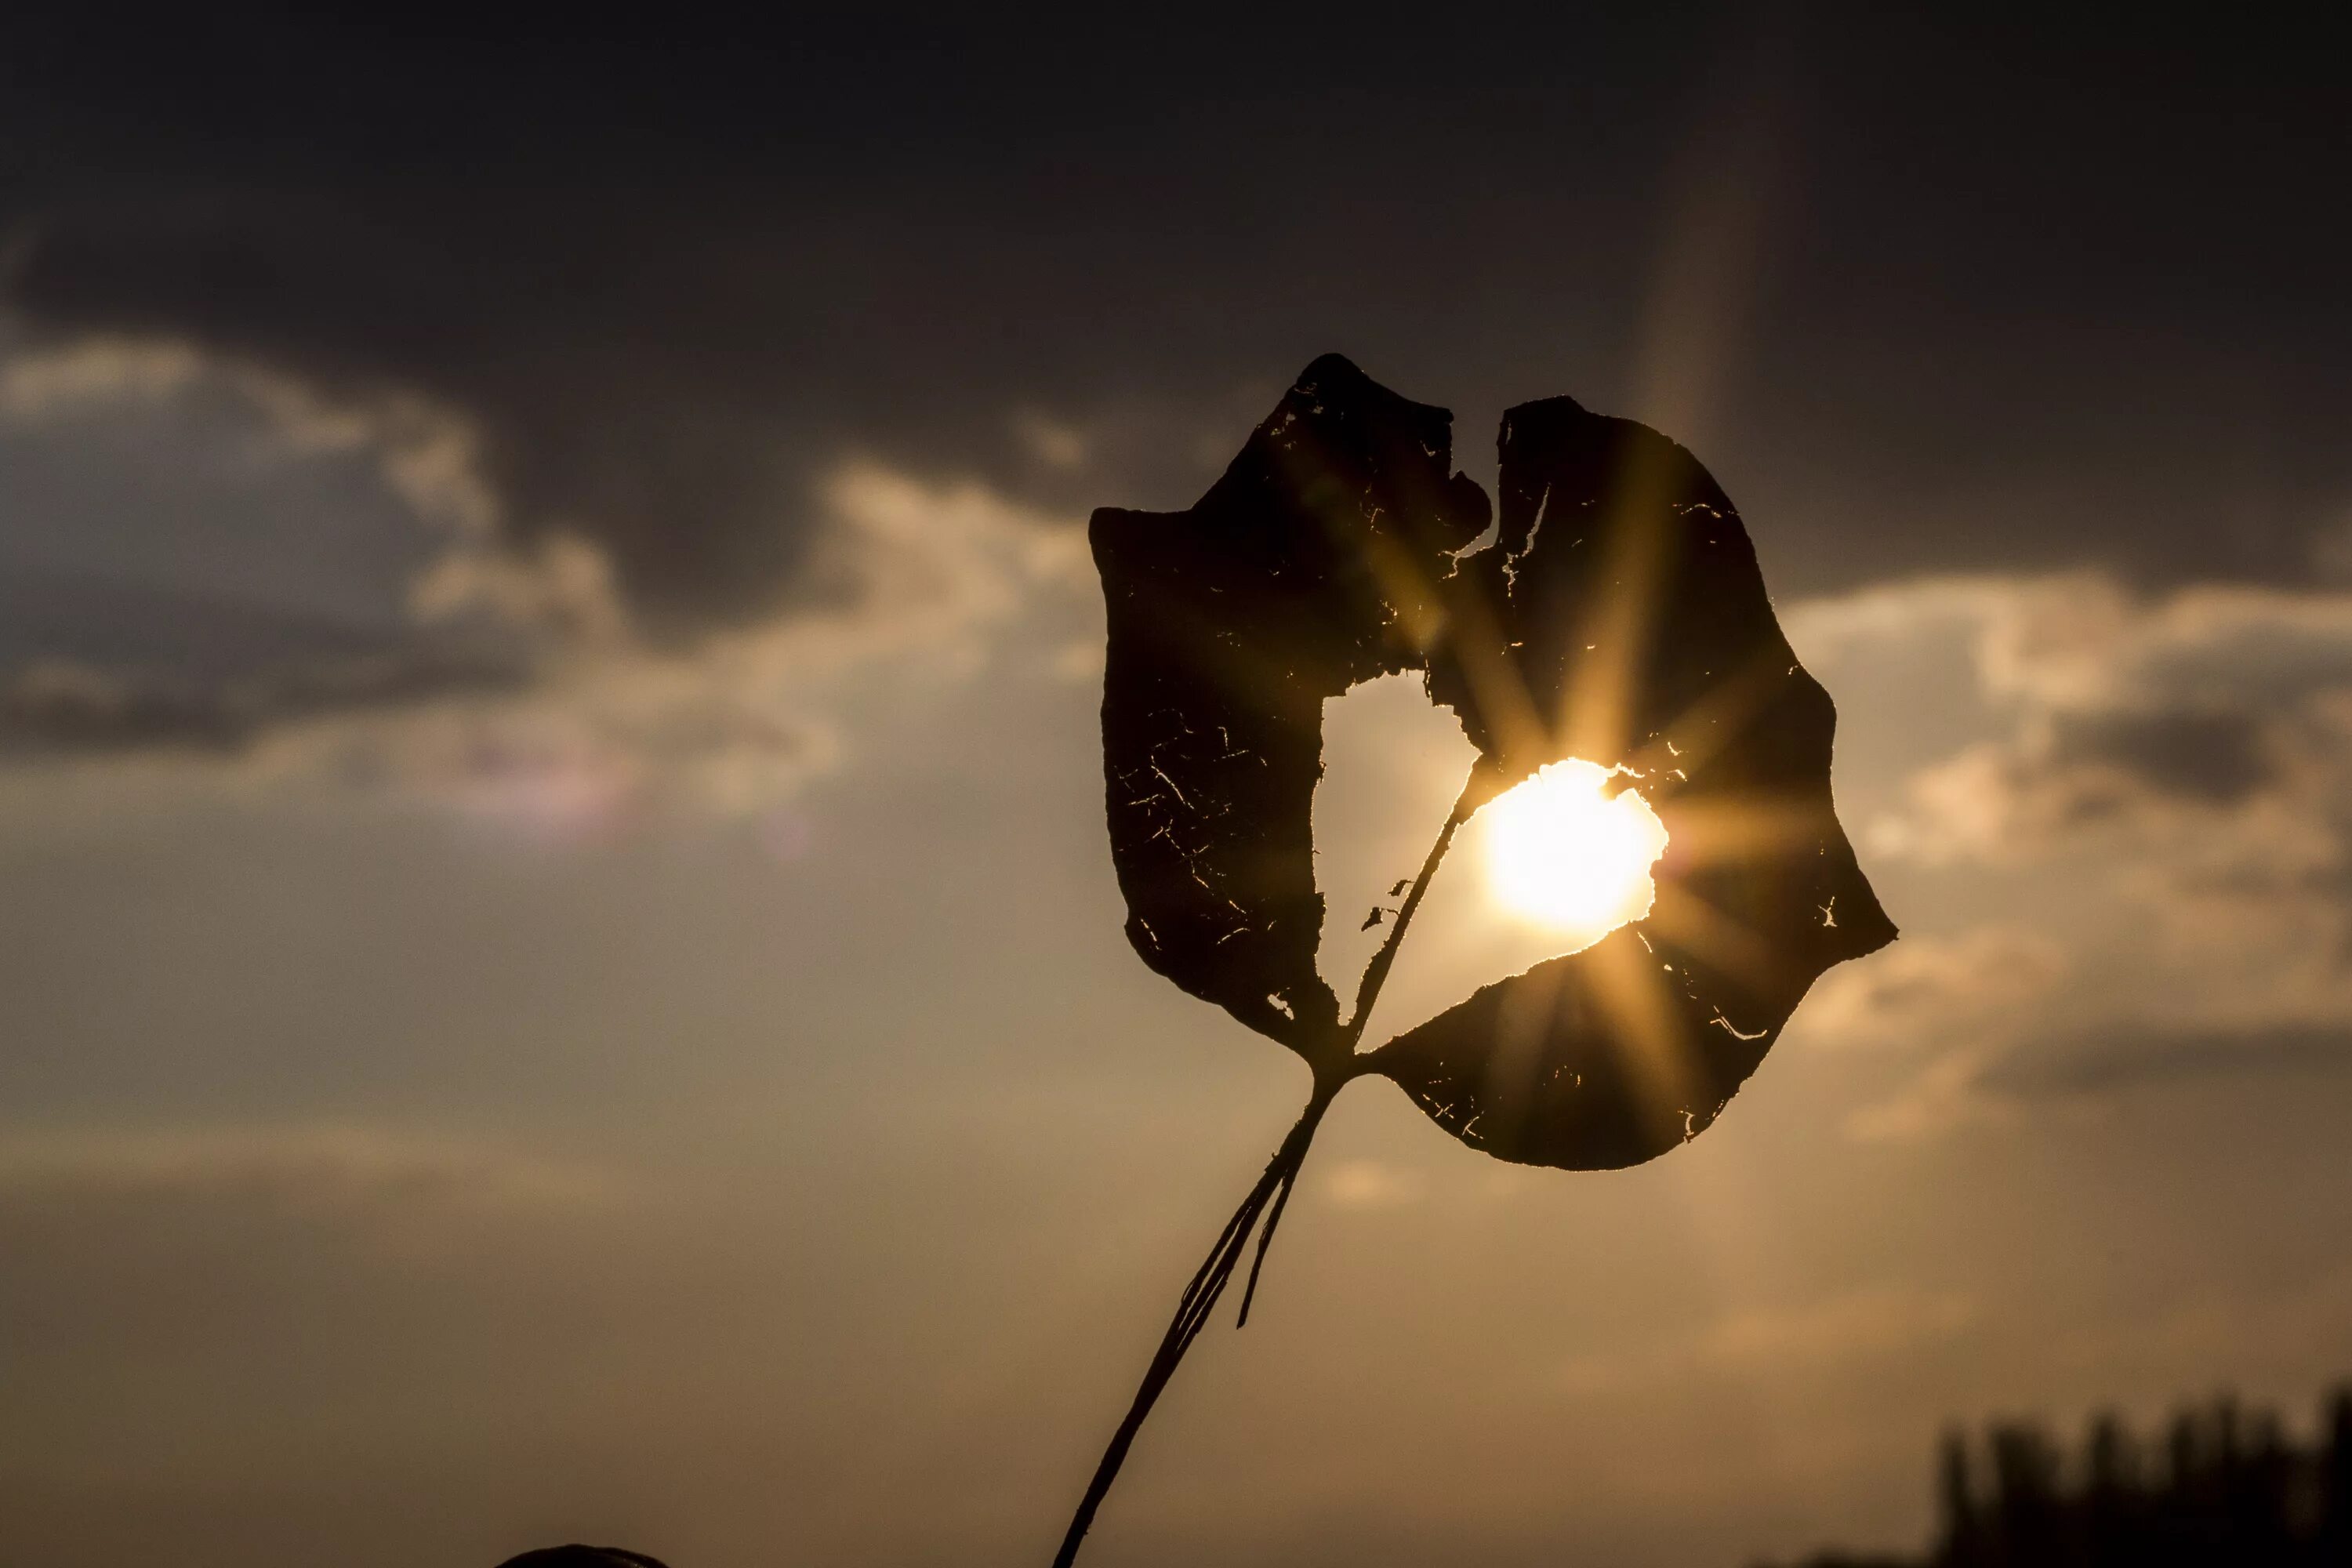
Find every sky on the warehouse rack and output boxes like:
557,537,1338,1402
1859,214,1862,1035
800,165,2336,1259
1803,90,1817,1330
3,10,2351,1566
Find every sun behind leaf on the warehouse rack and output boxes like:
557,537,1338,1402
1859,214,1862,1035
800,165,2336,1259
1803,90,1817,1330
1058,353,1895,1566
1481,759,1669,933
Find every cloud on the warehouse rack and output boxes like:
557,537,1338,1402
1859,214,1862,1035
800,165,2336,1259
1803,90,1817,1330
0,1123,626,1232
0,318,1088,813
205,456,1091,829
1788,927,2065,1142
0,334,207,412
2048,705,2274,806
2043,1264,2352,1385
1847,576,2352,869
1320,1160,1426,1210
1788,573,2352,1138
1798,927,2064,1055
1558,1284,1977,1394
1984,1021,2352,1098
5,205,808,630
1011,411,1088,470
1831,580,2352,1005
0,332,498,534
0,329,548,750
1847,1011,2352,1148
0,645,526,754
8,9,2347,683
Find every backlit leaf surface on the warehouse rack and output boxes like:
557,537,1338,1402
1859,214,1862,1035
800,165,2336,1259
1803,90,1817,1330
1095,356,1893,1167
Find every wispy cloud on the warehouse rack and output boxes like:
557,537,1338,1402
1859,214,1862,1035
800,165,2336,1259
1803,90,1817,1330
0,326,1092,824
1840,575,2352,871
0,1123,630,1229
1557,1285,1978,1395
1788,572,2352,1141
1986,1021,2352,1098
1798,927,2064,1056
1319,1159,1427,1210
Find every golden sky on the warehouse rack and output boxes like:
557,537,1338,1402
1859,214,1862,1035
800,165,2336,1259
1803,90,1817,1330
3,13,2351,1567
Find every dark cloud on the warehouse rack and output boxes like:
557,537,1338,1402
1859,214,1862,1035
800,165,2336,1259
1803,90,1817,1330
2051,706,2277,806
5,9,2351,657
7,203,819,632
1848,577,2352,876
0,552,528,753
0,565,408,687
0,642,522,755
1989,1022,2352,1098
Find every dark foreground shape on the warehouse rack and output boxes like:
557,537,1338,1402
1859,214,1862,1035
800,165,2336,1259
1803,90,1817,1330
1094,353,1893,1169
495,1548,671,1568
1061,354,1895,1566
1761,1384,2352,1567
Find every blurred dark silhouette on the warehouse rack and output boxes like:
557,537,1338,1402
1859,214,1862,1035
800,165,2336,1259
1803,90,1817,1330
494,1548,670,1568
1761,1384,2352,1567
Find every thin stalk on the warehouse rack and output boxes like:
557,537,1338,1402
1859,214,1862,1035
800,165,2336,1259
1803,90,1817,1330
1344,773,1479,1045
1051,769,1479,1566
1048,1084,1334,1568
1232,1162,1298,1330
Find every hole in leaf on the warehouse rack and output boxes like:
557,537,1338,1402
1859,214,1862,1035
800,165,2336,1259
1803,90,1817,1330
1356,759,1668,1046
1481,760,1668,932
1310,670,1479,999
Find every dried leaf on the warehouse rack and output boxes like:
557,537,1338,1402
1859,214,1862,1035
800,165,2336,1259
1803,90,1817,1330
1096,357,1891,1163
1375,394,1896,1167
1060,355,1893,1564
1093,354,1488,1051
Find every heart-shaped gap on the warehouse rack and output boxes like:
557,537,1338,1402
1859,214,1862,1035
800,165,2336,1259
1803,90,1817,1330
1311,670,1475,1000
1312,673,1671,1048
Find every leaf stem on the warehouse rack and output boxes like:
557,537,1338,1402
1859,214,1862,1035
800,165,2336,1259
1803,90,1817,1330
1343,770,1481,1048
1051,770,1479,1566
1048,1082,1337,1568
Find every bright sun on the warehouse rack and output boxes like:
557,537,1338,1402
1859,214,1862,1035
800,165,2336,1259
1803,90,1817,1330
1482,760,1669,934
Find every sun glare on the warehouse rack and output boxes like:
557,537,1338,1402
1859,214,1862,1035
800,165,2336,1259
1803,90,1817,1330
1483,760,1669,934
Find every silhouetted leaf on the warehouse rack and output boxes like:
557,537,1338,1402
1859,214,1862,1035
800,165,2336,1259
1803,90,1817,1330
1376,394,1896,1167
1062,355,1894,1564
1095,357,1891,1164
1093,354,1488,1052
